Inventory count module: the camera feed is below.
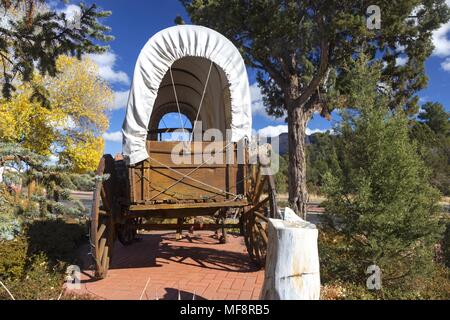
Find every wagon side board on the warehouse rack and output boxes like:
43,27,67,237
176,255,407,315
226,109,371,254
127,141,247,209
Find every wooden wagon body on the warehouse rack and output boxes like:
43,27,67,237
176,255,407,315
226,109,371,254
90,25,279,278
128,141,247,214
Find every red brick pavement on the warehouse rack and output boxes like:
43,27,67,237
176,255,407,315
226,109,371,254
74,231,264,300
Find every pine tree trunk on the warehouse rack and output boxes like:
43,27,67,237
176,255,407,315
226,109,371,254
287,106,309,219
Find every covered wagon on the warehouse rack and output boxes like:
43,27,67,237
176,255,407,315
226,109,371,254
90,25,279,278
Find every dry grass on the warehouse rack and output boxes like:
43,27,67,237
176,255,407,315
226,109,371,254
320,282,348,300
277,193,325,203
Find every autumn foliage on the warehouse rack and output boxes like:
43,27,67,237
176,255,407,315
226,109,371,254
0,55,112,172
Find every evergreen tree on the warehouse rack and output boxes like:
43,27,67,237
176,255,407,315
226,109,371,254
306,132,340,194
321,57,443,288
181,0,450,217
0,141,89,240
410,103,450,195
0,0,112,102
0,183,21,240
274,153,288,194
418,102,450,137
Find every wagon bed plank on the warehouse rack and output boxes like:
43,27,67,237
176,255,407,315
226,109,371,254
128,199,248,211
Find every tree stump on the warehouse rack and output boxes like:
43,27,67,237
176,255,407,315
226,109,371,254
260,207,320,300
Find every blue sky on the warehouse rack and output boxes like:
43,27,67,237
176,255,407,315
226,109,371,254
57,1,450,156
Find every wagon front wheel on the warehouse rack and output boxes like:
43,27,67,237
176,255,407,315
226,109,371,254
90,154,116,279
242,165,278,268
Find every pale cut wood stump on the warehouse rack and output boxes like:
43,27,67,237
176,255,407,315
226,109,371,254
260,207,320,300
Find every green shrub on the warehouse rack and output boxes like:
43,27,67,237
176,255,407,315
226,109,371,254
25,219,87,267
0,253,63,300
274,153,288,194
319,227,450,299
0,237,28,280
0,219,88,300
322,58,443,288
70,172,95,191
318,226,361,284
0,186,22,240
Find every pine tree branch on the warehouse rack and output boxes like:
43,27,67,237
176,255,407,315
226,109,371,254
293,38,330,108
0,51,14,66
49,4,95,42
244,46,288,89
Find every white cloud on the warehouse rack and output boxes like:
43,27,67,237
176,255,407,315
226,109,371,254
110,90,129,110
88,52,130,85
431,1,450,71
59,4,81,20
50,115,76,131
102,131,122,143
257,125,288,137
395,56,408,67
395,43,407,53
257,125,331,137
306,128,329,135
441,57,450,71
250,83,285,120
56,4,131,82
432,21,450,57
250,82,265,116
56,4,84,30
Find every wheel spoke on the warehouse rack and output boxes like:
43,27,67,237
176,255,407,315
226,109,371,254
267,173,278,218
98,238,106,261
100,187,110,212
252,169,264,203
101,246,109,271
90,155,116,279
245,196,269,216
242,164,276,269
96,224,106,242
254,211,269,222
255,221,268,244
249,216,261,262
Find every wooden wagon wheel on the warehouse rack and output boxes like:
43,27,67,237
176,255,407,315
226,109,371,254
90,154,116,279
241,164,278,268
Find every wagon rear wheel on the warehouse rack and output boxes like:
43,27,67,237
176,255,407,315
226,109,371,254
90,154,116,279
242,164,278,268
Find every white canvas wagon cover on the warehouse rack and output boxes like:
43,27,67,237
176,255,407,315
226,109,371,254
122,25,252,165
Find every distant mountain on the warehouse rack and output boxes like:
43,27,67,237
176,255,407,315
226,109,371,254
268,131,330,155
278,132,288,155
268,132,314,155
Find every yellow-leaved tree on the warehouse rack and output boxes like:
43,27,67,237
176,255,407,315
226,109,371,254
0,55,113,173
